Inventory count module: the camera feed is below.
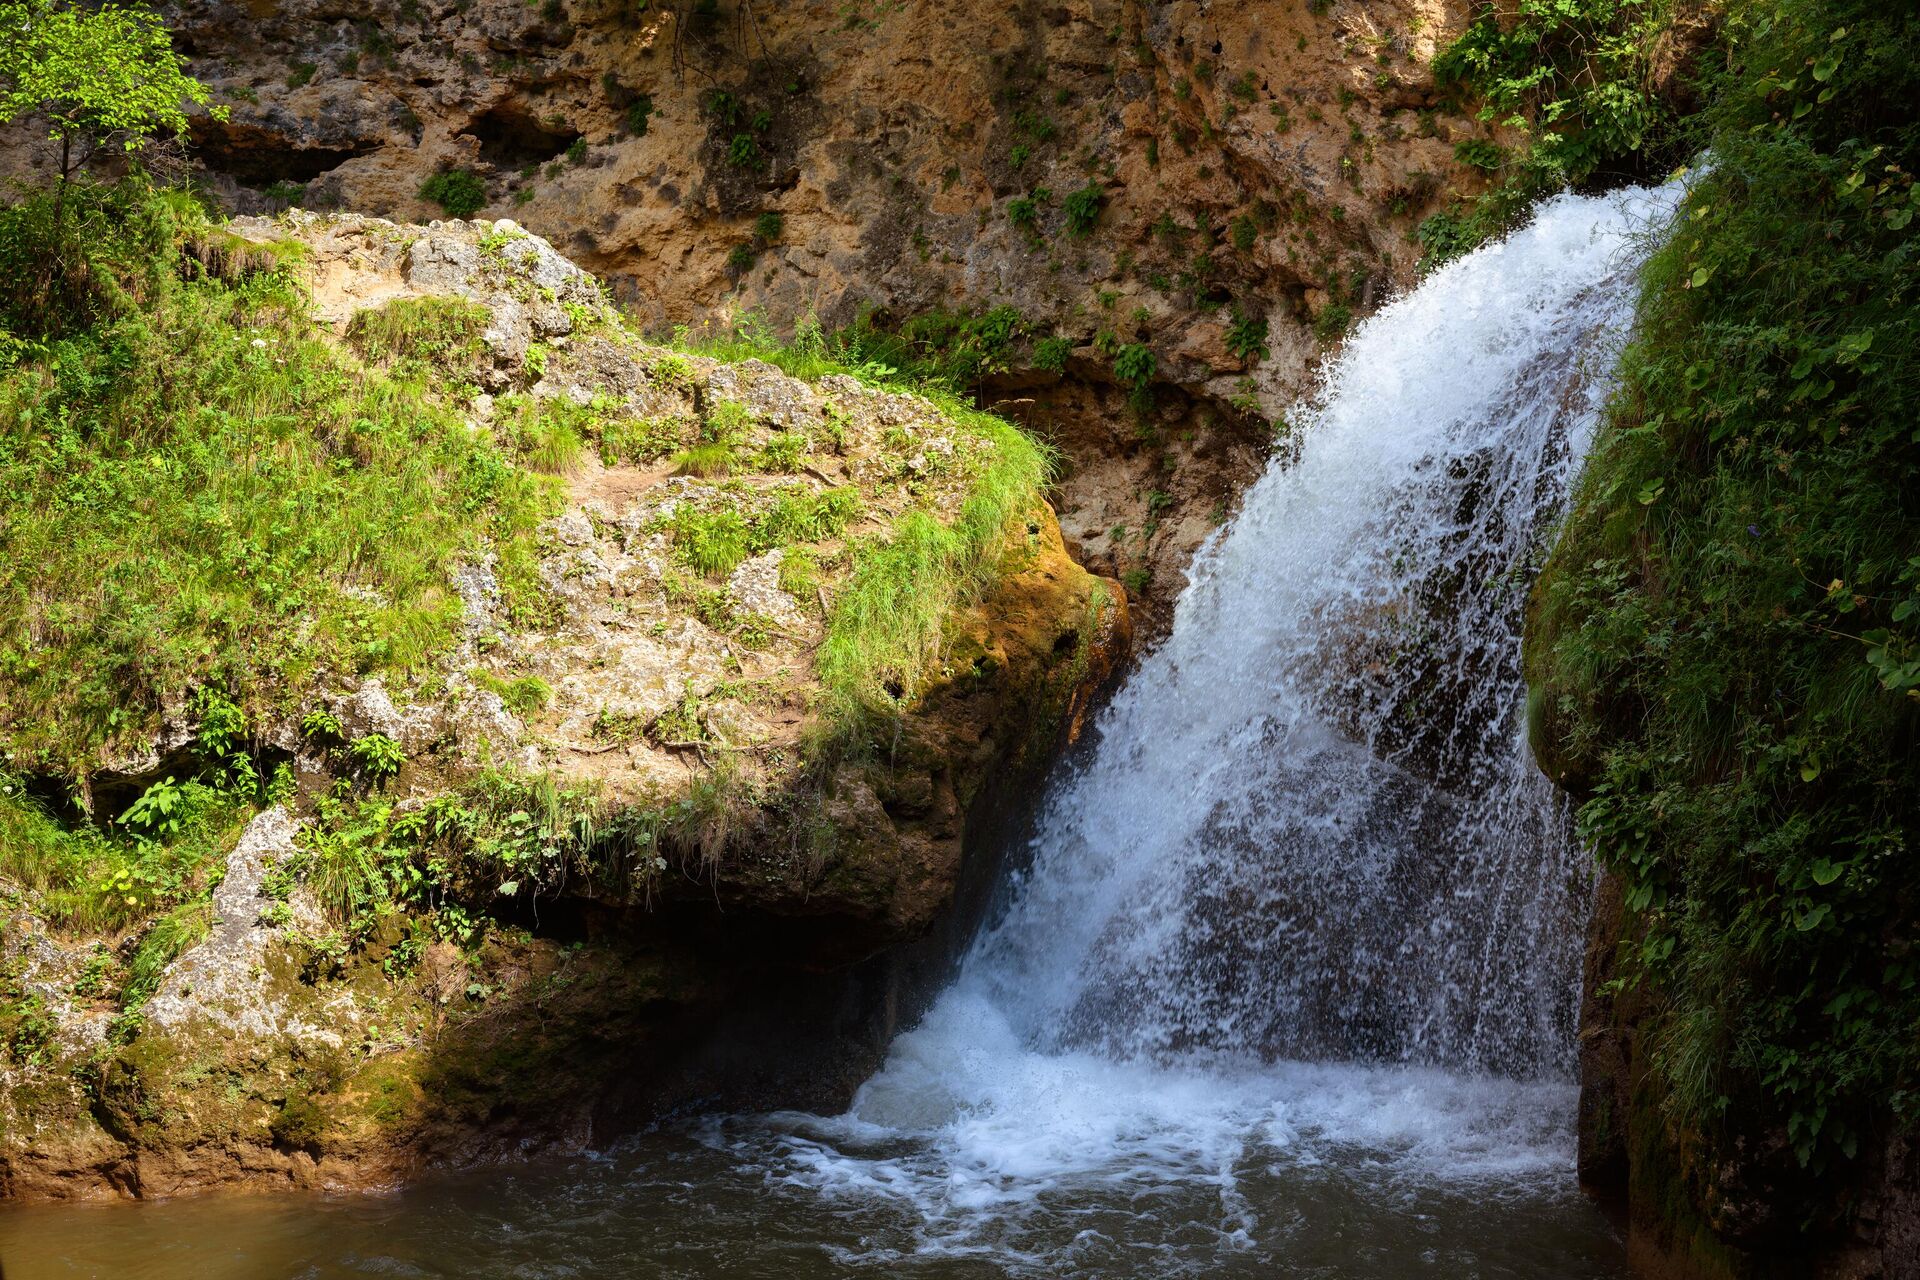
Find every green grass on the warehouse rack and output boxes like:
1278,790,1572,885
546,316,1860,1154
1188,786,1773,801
650,309,1060,731
819,403,1049,724
470,669,553,717
671,441,737,477
0,181,560,771
346,296,490,370
671,507,751,578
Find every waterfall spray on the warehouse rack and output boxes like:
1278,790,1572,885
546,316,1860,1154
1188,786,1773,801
766,182,1679,1273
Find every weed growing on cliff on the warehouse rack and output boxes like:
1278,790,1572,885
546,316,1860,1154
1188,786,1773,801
1007,190,1047,232
349,734,406,781
672,440,738,477
672,507,752,578
1313,303,1352,343
1033,335,1072,372
648,309,1061,732
0,772,244,935
1226,309,1269,363
470,670,552,717
346,295,490,370
1113,342,1156,389
420,168,487,217
1063,182,1106,238
1528,0,1920,1196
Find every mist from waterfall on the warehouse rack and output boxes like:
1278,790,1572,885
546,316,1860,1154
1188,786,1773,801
754,183,1677,1275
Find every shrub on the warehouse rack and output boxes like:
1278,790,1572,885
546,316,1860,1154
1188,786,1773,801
1452,138,1505,171
1063,182,1105,237
1032,335,1072,372
1527,0,1920,1191
1113,342,1156,388
420,168,486,217
349,733,405,779
1225,309,1268,363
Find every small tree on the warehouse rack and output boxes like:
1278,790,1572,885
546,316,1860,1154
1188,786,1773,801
0,0,222,236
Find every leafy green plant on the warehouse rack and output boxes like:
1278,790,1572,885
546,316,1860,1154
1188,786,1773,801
1527,0,1920,1196
754,486,860,548
1113,342,1156,389
756,431,808,472
1426,0,1671,264
1033,335,1072,372
1007,191,1047,231
1063,182,1105,238
1226,309,1268,363
349,733,405,780
120,776,186,839
419,168,486,217
1452,138,1505,171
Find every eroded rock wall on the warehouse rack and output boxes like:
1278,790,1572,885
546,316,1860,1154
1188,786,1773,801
103,0,1500,636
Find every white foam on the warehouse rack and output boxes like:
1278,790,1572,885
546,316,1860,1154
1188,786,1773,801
775,183,1678,1268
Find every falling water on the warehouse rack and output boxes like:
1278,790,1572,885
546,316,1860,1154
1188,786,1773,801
758,183,1679,1272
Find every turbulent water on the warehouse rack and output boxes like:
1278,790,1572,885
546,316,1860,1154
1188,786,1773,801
747,180,1680,1272
0,186,1674,1279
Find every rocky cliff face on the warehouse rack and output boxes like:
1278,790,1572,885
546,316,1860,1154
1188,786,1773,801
99,0,1499,639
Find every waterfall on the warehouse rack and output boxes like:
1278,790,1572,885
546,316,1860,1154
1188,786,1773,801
759,184,1676,1272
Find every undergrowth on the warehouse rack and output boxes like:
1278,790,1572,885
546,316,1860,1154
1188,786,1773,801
1528,0,1920,1204
0,178,559,773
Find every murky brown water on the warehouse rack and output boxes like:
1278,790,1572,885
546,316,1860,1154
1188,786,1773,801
0,1115,1626,1280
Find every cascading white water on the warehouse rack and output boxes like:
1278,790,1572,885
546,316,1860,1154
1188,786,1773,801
756,184,1678,1274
